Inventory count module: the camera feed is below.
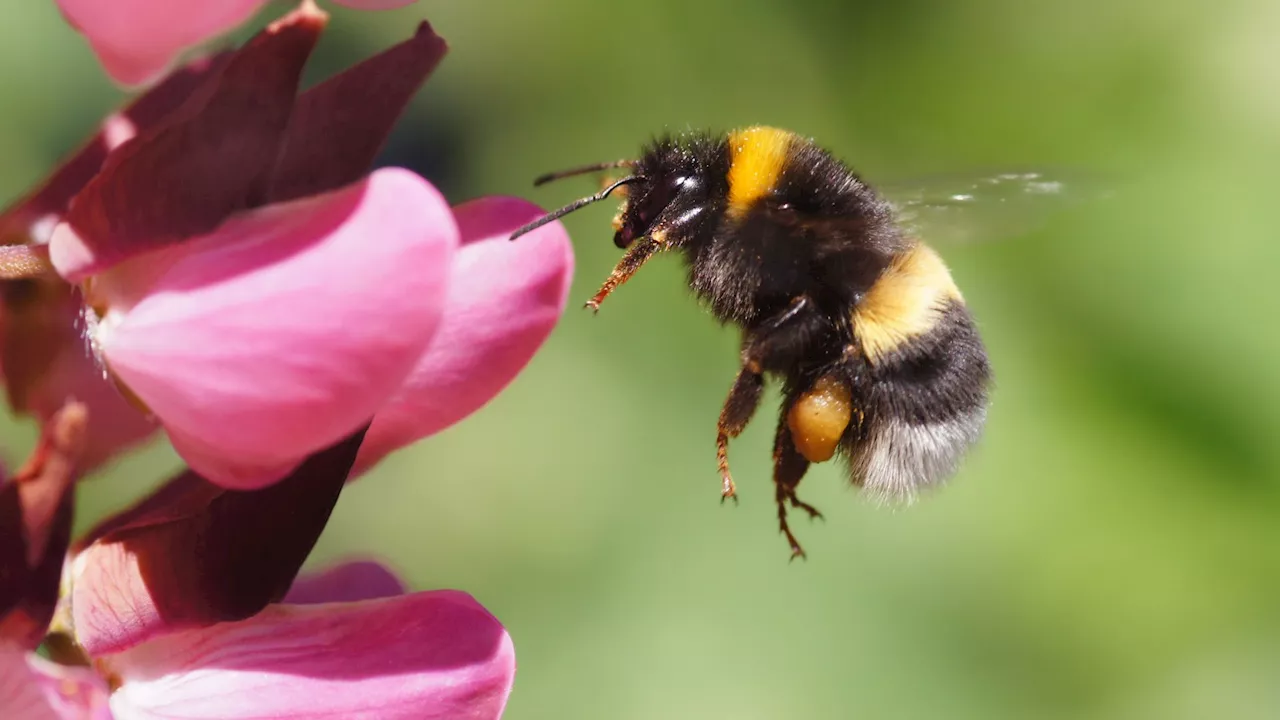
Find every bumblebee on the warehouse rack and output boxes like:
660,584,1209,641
511,126,992,559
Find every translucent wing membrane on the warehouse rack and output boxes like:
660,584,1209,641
878,169,1108,246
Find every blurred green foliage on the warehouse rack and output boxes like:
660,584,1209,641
3,0,1278,717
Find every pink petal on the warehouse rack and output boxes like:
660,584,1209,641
355,197,573,474
0,649,61,720
92,169,455,488
71,539,164,658
72,431,366,657
0,646,111,720
284,560,407,605
0,646,56,720
55,0,269,86
106,591,515,720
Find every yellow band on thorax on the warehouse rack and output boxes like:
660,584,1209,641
726,126,794,217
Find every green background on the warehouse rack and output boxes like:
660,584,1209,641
4,0,1278,717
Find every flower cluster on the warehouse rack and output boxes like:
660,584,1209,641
1,2,573,717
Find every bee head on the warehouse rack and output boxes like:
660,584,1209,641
611,172,706,249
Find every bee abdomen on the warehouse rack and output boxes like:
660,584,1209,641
845,245,992,501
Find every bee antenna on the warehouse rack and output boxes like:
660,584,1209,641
510,175,641,241
533,159,636,187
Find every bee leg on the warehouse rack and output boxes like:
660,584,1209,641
716,367,764,504
593,187,714,307
773,416,814,560
586,236,664,312
789,492,825,521
717,298,821,503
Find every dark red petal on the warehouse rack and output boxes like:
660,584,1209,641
72,425,367,656
74,472,219,550
55,4,328,281
0,489,29,622
0,53,231,246
0,403,86,649
266,20,447,203
0,501,71,649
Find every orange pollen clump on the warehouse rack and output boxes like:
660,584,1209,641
786,375,853,463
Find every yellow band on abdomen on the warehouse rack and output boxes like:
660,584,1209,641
852,243,963,363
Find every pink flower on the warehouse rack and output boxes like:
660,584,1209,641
3,7,572,489
100,563,515,720
57,0,420,86
69,431,371,656
355,196,574,474
59,436,512,717
2,5,573,717
4,561,512,720
0,53,228,473
80,168,457,488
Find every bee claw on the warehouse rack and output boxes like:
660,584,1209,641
778,499,811,561
789,495,824,522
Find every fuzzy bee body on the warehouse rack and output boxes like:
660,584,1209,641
514,126,992,558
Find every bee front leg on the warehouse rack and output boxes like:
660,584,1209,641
591,188,709,311
716,367,764,503
585,236,664,311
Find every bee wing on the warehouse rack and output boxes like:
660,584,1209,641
877,169,1109,246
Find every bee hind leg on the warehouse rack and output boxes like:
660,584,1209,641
716,367,764,503
773,416,817,560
